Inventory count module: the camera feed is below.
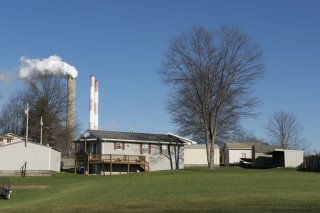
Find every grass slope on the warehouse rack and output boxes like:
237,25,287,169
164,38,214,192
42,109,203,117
0,168,319,212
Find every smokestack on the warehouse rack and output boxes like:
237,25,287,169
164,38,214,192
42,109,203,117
67,77,76,139
94,80,99,130
89,75,95,130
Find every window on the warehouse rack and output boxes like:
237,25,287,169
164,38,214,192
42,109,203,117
140,144,151,154
89,143,97,154
159,144,168,155
142,144,149,153
114,142,125,150
117,143,122,150
162,145,168,151
241,153,246,158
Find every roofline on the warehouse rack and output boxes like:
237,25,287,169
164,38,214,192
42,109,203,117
76,138,184,145
0,141,61,152
227,148,253,150
265,149,304,154
167,133,197,144
103,138,183,144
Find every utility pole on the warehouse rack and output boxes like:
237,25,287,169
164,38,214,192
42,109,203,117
25,103,29,147
40,116,43,145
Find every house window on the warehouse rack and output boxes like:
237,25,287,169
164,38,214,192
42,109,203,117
114,142,125,150
162,145,168,154
241,153,246,158
117,143,122,150
142,144,149,153
89,143,97,154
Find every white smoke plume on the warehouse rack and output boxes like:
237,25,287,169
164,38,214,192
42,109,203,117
19,55,78,80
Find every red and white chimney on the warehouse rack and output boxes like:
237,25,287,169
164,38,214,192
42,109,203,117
94,79,99,130
89,75,95,130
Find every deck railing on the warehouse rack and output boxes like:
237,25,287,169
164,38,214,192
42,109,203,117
76,152,146,164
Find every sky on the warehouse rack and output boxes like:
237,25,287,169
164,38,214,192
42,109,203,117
0,0,319,152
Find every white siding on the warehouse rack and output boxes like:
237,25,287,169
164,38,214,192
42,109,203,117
50,149,61,172
284,150,304,168
101,142,183,171
0,142,61,172
227,149,252,165
184,147,219,166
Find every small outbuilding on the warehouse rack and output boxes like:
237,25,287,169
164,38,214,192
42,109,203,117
0,141,61,176
184,144,220,167
252,144,281,168
266,149,304,168
223,142,258,166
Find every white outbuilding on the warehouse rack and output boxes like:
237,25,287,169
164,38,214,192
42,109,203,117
0,141,61,176
266,149,304,168
184,144,220,167
223,142,258,166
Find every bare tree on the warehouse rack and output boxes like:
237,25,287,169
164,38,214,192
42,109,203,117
265,111,305,149
25,75,70,149
0,92,25,135
160,25,265,170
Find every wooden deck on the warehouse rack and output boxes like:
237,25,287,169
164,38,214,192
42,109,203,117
75,153,149,175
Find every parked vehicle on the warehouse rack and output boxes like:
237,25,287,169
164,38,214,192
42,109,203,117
0,178,12,200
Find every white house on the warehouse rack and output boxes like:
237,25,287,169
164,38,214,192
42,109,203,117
184,144,220,167
0,141,61,176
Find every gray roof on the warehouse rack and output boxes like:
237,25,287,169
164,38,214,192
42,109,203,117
185,144,219,149
225,142,258,149
76,130,186,145
253,143,282,153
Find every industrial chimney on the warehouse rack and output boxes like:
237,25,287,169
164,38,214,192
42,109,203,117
67,77,76,139
89,75,99,130
94,79,99,130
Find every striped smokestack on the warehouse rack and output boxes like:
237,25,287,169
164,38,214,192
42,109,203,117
94,80,99,130
89,75,95,130
67,77,76,139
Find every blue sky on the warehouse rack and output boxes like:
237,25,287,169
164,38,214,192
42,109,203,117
0,0,319,152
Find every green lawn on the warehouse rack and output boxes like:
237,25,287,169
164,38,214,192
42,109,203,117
0,167,319,212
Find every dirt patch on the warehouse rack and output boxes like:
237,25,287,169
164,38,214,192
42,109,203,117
11,185,50,190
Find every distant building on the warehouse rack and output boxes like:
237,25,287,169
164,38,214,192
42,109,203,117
0,133,24,146
223,141,304,168
265,149,304,168
252,143,281,168
223,142,260,166
74,130,189,175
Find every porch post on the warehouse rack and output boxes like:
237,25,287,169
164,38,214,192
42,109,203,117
127,156,130,174
110,154,112,175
